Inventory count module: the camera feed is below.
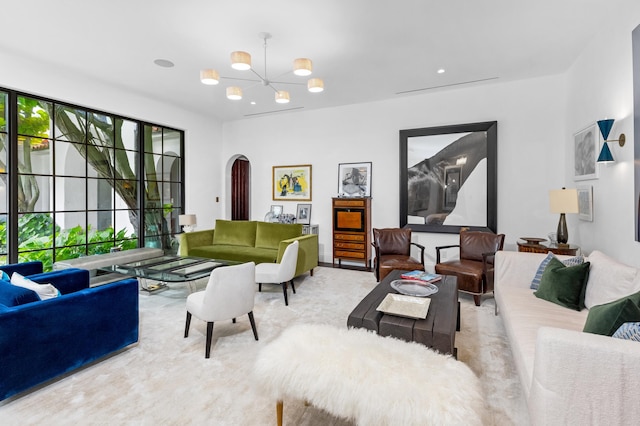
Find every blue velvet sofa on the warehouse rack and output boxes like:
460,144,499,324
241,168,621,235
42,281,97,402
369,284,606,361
0,261,139,401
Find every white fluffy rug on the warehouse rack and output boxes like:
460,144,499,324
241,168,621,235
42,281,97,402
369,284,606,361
0,267,529,425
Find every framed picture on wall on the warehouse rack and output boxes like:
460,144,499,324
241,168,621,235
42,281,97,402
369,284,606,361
399,121,498,234
338,162,372,197
296,204,312,224
574,124,598,181
273,164,312,201
577,185,593,221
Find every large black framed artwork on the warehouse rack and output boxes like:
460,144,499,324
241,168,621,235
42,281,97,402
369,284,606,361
399,121,498,234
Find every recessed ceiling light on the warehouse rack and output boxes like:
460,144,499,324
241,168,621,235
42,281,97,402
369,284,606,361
251,101,256,105
437,68,445,74
154,59,174,68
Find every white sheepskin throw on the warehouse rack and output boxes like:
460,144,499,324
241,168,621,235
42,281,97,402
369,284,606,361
254,324,485,425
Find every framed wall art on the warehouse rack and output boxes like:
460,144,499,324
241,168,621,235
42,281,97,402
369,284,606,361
272,164,312,201
574,124,598,181
577,185,593,222
399,121,498,234
338,162,372,197
296,204,312,224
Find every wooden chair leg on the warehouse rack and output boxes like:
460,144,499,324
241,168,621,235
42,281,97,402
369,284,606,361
290,279,296,294
205,322,214,358
248,311,258,340
473,294,481,306
282,282,289,306
310,268,314,276
276,400,283,426
184,312,192,338
232,318,236,323
258,283,262,292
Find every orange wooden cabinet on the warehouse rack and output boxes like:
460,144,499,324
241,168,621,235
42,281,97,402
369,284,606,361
332,197,372,270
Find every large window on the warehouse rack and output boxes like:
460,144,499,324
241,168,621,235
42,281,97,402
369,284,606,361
0,89,184,270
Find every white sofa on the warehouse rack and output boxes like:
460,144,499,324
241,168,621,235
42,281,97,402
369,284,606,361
494,250,640,426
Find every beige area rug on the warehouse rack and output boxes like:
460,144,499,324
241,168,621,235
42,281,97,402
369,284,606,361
0,267,529,425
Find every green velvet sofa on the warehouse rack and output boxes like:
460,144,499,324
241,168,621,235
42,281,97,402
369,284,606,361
178,220,318,277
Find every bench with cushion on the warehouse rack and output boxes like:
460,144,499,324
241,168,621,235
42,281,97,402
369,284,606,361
254,323,484,425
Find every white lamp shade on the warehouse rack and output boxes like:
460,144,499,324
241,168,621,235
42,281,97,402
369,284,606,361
179,214,197,226
200,69,220,85
231,51,251,70
549,188,579,214
307,78,324,93
293,58,312,76
226,86,243,100
275,91,290,104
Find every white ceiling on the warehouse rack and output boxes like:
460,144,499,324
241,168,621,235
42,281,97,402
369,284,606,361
0,1,624,122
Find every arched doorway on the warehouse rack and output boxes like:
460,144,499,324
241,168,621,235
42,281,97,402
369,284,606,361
231,156,250,220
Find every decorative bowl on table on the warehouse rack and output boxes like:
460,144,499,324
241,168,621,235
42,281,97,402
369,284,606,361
390,279,438,297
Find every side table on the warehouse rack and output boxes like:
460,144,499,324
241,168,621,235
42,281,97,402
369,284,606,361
517,240,579,256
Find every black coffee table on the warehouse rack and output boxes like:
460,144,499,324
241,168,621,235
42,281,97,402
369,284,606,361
347,270,459,356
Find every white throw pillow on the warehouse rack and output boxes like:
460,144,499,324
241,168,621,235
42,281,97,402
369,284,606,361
584,251,639,309
10,272,60,300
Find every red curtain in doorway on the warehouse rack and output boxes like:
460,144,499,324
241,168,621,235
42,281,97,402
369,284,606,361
231,158,250,220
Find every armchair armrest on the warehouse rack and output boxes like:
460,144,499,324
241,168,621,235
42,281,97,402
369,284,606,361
435,244,460,264
29,268,90,295
529,327,640,425
178,229,215,256
0,261,43,278
279,234,319,277
411,242,426,265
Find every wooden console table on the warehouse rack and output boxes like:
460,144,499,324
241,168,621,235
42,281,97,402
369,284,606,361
517,239,579,256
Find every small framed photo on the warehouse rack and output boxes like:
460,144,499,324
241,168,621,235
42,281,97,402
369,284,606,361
270,205,283,216
296,204,311,224
273,164,312,201
577,185,593,221
338,162,372,197
574,124,598,181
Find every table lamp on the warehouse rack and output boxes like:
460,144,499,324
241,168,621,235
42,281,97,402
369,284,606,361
549,188,578,246
179,214,197,233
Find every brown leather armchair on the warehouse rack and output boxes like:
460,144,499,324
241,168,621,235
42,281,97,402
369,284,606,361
372,228,425,282
435,229,505,306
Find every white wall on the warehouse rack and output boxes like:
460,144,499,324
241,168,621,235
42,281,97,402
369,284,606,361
0,50,224,230
565,4,640,267
222,74,568,268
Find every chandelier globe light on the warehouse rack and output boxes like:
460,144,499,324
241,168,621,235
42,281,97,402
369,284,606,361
293,58,312,76
307,78,324,93
230,51,251,71
200,32,324,105
200,69,220,85
275,91,290,104
226,86,242,100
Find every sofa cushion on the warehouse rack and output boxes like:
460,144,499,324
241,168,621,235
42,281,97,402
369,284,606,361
190,245,278,264
0,280,40,307
212,220,257,247
613,322,640,342
534,258,590,311
583,291,640,336
530,253,584,290
255,222,302,249
11,272,60,300
584,250,640,309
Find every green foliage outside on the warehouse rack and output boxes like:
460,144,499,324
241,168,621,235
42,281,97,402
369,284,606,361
2,213,137,271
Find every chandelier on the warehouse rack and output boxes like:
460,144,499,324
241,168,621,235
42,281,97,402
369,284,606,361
199,32,324,104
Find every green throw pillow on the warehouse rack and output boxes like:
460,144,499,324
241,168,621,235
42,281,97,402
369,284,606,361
534,257,590,311
583,291,640,336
